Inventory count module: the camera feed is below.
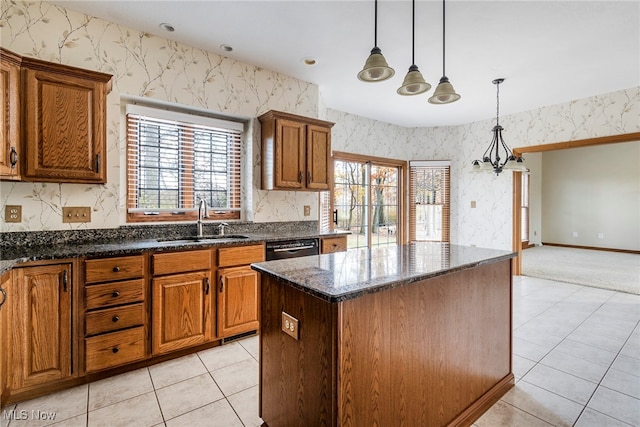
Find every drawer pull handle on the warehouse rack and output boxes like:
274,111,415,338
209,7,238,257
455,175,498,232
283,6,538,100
219,276,224,293
112,291,120,298
62,269,68,292
112,315,119,323
112,347,119,354
113,266,120,272
204,277,210,295
9,147,18,168
0,286,6,309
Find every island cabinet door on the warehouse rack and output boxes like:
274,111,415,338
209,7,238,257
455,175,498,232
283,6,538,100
151,271,213,355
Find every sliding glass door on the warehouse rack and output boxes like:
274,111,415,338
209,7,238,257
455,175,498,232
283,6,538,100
332,153,404,249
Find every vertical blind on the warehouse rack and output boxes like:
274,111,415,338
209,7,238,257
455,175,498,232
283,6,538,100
409,161,450,242
125,104,243,221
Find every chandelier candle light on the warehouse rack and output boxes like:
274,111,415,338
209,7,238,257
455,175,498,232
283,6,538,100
472,78,526,175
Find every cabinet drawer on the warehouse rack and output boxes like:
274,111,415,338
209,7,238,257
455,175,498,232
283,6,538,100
85,327,146,372
218,244,265,267
321,236,347,254
85,255,144,283
85,303,144,336
85,279,144,309
152,249,212,276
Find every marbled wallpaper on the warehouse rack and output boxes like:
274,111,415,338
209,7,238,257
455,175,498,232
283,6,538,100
1,1,638,252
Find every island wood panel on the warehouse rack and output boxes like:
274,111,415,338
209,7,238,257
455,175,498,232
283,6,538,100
260,275,338,427
260,259,513,427
337,260,513,427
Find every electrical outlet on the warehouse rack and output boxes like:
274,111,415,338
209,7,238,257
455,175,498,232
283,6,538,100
470,201,476,208
63,206,91,223
572,231,578,238
282,311,299,340
598,233,604,239
5,205,22,223
303,205,311,216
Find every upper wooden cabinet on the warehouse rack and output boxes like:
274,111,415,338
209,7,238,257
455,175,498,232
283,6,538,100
0,48,112,183
0,49,21,180
259,110,334,191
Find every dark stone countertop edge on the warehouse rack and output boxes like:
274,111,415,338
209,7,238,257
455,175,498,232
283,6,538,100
0,230,350,275
252,251,517,303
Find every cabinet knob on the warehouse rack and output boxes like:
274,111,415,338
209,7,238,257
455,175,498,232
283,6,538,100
112,347,119,354
112,266,120,272
112,315,119,323
112,291,120,298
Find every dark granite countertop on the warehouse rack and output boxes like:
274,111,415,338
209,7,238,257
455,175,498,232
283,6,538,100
0,228,349,274
251,242,516,302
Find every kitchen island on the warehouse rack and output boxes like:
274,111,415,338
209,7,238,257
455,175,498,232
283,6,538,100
251,242,516,427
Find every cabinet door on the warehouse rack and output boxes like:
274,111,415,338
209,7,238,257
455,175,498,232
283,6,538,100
22,68,107,183
152,271,213,355
0,51,21,180
7,264,72,390
217,266,259,338
306,124,331,190
275,119,306,189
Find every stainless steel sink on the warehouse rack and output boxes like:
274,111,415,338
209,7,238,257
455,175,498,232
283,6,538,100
156,235,249,244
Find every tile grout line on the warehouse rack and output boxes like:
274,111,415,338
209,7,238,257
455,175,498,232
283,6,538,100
570,317,640,427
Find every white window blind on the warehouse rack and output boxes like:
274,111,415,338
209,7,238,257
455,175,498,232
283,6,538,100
125,105,243,222
409,161,450,242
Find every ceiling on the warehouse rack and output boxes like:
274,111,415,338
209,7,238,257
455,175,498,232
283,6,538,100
51,1,639,128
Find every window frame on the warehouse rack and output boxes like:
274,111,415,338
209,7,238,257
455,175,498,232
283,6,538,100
125,104,244,223
409,160,451,243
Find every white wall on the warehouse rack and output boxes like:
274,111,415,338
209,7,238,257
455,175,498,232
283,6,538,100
541,142,640,251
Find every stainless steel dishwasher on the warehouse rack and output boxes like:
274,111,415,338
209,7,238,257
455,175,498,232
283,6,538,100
265,238,319,260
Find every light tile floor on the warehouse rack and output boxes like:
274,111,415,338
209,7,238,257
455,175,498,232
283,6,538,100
2,276,639,427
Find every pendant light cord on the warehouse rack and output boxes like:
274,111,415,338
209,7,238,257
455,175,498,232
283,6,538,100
374,0,378,47
411,0,415,65
441,0,446,76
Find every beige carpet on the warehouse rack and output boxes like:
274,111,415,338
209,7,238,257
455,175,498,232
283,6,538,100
521,245,640,295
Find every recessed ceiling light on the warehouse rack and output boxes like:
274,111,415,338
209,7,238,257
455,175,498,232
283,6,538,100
301,57,317,66
220,44,233,52
159,22,175,32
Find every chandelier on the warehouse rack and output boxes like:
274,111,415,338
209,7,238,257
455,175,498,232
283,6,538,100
472,78,525,175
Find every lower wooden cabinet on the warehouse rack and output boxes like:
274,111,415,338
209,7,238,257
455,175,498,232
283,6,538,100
217,266,260,337
217,244,264,338
151,249,215,355
4,262,73,392
321,235,348,254
152,271,214,354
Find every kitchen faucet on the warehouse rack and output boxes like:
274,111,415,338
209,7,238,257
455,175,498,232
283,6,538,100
218,222,229,236
197,197,210,238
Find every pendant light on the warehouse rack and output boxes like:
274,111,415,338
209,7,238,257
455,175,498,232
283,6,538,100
472,78,526,175
429,0,461,104
397,0,430,95
358,0,395,82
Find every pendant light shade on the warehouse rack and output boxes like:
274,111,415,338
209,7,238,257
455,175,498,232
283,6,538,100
397,0,430,95
358,0,394,82
428,0,460,104
358,47,395,82
429,76,461,104
397,65,430,95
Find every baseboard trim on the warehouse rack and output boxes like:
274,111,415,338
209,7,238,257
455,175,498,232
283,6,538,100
540,242,639,255
447,373,515,427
